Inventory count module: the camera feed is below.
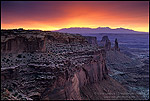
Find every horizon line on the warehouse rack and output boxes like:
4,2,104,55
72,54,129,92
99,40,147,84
1,27,149,33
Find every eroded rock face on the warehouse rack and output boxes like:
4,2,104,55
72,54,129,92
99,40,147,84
1,29,138,100
1,35,46,53
84,36,98,46
99,36,120,51
114,38,120,51
1,29,88,53
45,32,88,44
1,29,108,100
99,36,111,50
1,49,108,100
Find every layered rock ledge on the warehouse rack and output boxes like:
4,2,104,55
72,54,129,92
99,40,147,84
1,29,141,100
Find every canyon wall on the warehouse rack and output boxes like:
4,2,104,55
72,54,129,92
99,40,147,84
1,31,89,53
1,29,137,100
1,35,46,53
1,29,108,100
1,49,108,100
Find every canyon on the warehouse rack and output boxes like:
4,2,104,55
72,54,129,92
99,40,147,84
1,29,143,100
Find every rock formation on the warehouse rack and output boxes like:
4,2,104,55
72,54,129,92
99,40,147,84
99,36,120,51
1,30,88,53
99,36,111,50
1,29,141,100
1,48,108,100
84,36,98,46
114,38,120,51
1,35,46,53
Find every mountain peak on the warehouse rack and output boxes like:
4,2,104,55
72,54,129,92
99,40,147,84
54,27,147,34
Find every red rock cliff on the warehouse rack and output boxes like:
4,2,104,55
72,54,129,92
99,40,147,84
1,35,46,53
1,30,88,53
1,48,108,100
1,30,137,100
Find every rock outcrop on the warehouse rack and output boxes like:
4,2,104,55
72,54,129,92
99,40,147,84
99,36,120,51
1,29,141,100
1,35,46,53
99,36,111,50
1,30,88,53
84,36,98,46
1,29,108,100
114,38,120,51
1,48,108,100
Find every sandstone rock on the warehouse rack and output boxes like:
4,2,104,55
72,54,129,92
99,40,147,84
1,48,109,100
84,36,98,46
99,36,111,50
114,38,120,51
1,29,141,100
1,35,46,53
1,29,88,53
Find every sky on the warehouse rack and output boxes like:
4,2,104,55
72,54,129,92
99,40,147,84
1,1,149,32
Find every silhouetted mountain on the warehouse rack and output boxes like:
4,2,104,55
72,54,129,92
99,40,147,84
54,27,148,34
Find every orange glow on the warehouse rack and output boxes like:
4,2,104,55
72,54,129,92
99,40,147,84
1,1,149,32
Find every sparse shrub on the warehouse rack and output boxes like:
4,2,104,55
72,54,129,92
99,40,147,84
18,95,22,98
17,54,22,58
8,88,13,92
1,59,4,62
6,59,10,63
13,92,18,97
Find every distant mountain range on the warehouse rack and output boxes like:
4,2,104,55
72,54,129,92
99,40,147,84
53,27,148,34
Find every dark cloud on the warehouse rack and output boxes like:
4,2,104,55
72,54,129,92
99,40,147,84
2,1,149,20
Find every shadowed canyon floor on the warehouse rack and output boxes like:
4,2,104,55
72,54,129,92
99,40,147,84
106,50,149,99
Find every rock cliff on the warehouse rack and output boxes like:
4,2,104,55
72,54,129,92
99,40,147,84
1,29,140,100
1,30,88,53
1,35,46,53
99,36,111,50
1,48,108,100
